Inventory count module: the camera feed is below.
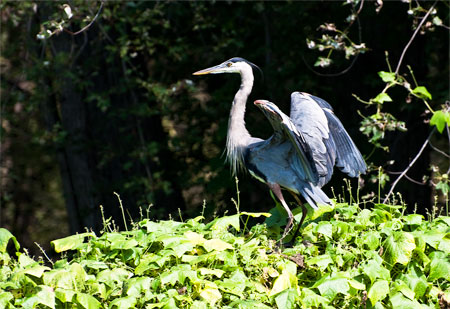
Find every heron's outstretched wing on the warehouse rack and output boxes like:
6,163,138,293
291,92,366,183
254,100,319,185
289,92,336,186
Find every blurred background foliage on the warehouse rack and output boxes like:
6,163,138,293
1,0,448,255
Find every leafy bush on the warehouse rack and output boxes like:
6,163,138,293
1,202,449,308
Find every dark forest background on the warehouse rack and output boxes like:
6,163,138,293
1,1,449,256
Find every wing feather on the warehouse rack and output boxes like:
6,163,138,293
255,101,319,184
291,92,366,182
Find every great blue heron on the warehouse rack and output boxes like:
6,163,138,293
193,57,366,241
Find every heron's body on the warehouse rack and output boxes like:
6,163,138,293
193,57,366,241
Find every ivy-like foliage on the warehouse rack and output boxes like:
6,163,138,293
0,200,449,308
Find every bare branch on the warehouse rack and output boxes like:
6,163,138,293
394,1,437,74
383,127,436,203
64,0,104,36
429,141,450,158
387,171,426,185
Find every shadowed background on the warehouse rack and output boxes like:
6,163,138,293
1,1,448,256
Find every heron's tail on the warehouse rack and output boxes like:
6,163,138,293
299,184,332,210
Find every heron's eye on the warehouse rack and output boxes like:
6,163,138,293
227,63,232,67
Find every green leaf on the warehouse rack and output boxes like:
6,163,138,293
20,265,51,278
436,181,450,196
109,296,137,309
403,214,423,226
430,110,450,133
378,71,396,83
316,222,332,239
109,238,138,250
383,231,416,266
368,280,389,306
199,268,225,278
199,282,222,306
51,233,94,253
310,203,335,220
362,259,390,284
412,86,432,100
300,288,329,308
202,239,233,252
313,273,349,301
240,211,271,218
428,251,450,281
0,292,14,308
269,270,297,297
76,293,101,309
21,285,56,309
274,288,298,309
208,214,240,232
389,292,422,309
55,288,76,303
308,254,333,271
373,93,392,104
0,228,20,253
398,264,428,299
126,277,152,297
184,231,206,245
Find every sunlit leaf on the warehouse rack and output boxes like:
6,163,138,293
21,286,56,309
240,211,271,218
313,273,349,301
203,239,233,252
368,280,389,306
0,228,20,253
373,93,392,104
109,295,137,309
208,215,240,232
51,233,94,253
428,251,450,281
430,110,450,133
383,231,416,266
412,86,432,100
378,71,396,83
274,288,298,309
76,292,101,309
269,270,294,296
199,282,222,306
300,288,330,308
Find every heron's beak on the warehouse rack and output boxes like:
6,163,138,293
193,63,228,75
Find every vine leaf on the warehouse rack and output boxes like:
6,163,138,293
412,86,432,100
430,110,450,133
378,71,396,83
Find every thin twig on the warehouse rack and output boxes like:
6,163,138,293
387,171,425,185
429,141,450,158
394,1,437,74
446,124,450,174
383,127,436,203
64,0,104,36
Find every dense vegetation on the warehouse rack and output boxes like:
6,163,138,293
1,199,449,308
2,1,449,253
1,1,449,307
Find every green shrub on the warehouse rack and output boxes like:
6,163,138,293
0,202,449,308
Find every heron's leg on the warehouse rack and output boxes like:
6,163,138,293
267,183,293,241
289,192,308,243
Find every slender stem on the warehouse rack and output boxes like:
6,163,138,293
446,124,450,174
394,1,437,74
429,141,450,158
383,128,436,203
64,0,104,36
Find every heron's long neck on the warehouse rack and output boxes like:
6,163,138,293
226,70,254,175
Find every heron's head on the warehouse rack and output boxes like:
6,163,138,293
193,57,261,77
